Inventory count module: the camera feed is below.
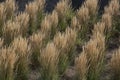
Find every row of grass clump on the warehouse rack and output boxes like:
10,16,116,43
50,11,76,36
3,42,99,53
0,0,120,80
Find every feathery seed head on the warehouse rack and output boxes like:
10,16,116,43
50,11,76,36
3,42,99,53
15,12,30,36
53,32,68,52
40,42,59,77
105,0,119,15
30,32,45,53
102,13,112,32
41,14,52,34
84,0,98,16
50,10,59,27
0,3,6,25
110,48,120,79
75,52,88,80
71,16,81,31
0,47,18,70
11,36,31,58
55,0,70,18
5,0,17,18
93,22,105,35
77,6,90,24
0,38,4,48
3,20,21,44
25,2,38,19
35,0,45,12
65,27,77,48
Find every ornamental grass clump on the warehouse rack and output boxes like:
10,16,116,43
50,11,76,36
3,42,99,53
41,11,58,39
29,32,45,68
105,0,119,16
84,0,98,17
92,22,105,38
75,52,88,80
40,14,52,39
64,27,77,61
3,20,21,45
4,0,17,20
25,2,38,34
77,5,90,41
0,3,6,35
49,10,58,39
110,48,120,80
84,31,105,80
11,37,31,80
55,0,74,32
53,32,68,74
70,16,81,31
53,27,77,74
0,47,18,80
15,12,30,36
0,38,3,48
102,0,120,47
35,0,45,25
39,42,59,80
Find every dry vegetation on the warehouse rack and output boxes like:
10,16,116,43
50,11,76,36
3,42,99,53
0,0,120,80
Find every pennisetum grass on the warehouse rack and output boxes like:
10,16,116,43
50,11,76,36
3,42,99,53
75,52,88,80
25,1,39,34
0,47,18,80
10,36,31,80
53,27,77,75
55,0,74,32
39,42,59,80
15,12,30,37
4,0,17,20
0,38,3,48
102,0,120,48
41,11,58,39
3,20,21,45
29,32,46,68
53,31,69,74
0,3,6,36
76,5,90,42
83,31,105,80
110,48,120,80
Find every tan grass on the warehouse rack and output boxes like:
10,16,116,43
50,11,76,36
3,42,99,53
54,27,77,55
77,6,90,24
39,42,59,80
75,52,88,80
50,10,59,28
84,0,98,16
83,31,105,80
10,36,31,79
65,27,77,52
30,32,45,54
92,22,105,36
110,48,120,80
4,0,17,19
29,32,45,67
15,12,30,36
102,13,112,33
0,3,6,26
3,20,21,44
40,14,52,36
0,38,4,48
105,0,120,16
0,47,18,80
25,1,39,33
71,16,81,31
25,2,38,19
55,0,71,18
35,0,45,12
